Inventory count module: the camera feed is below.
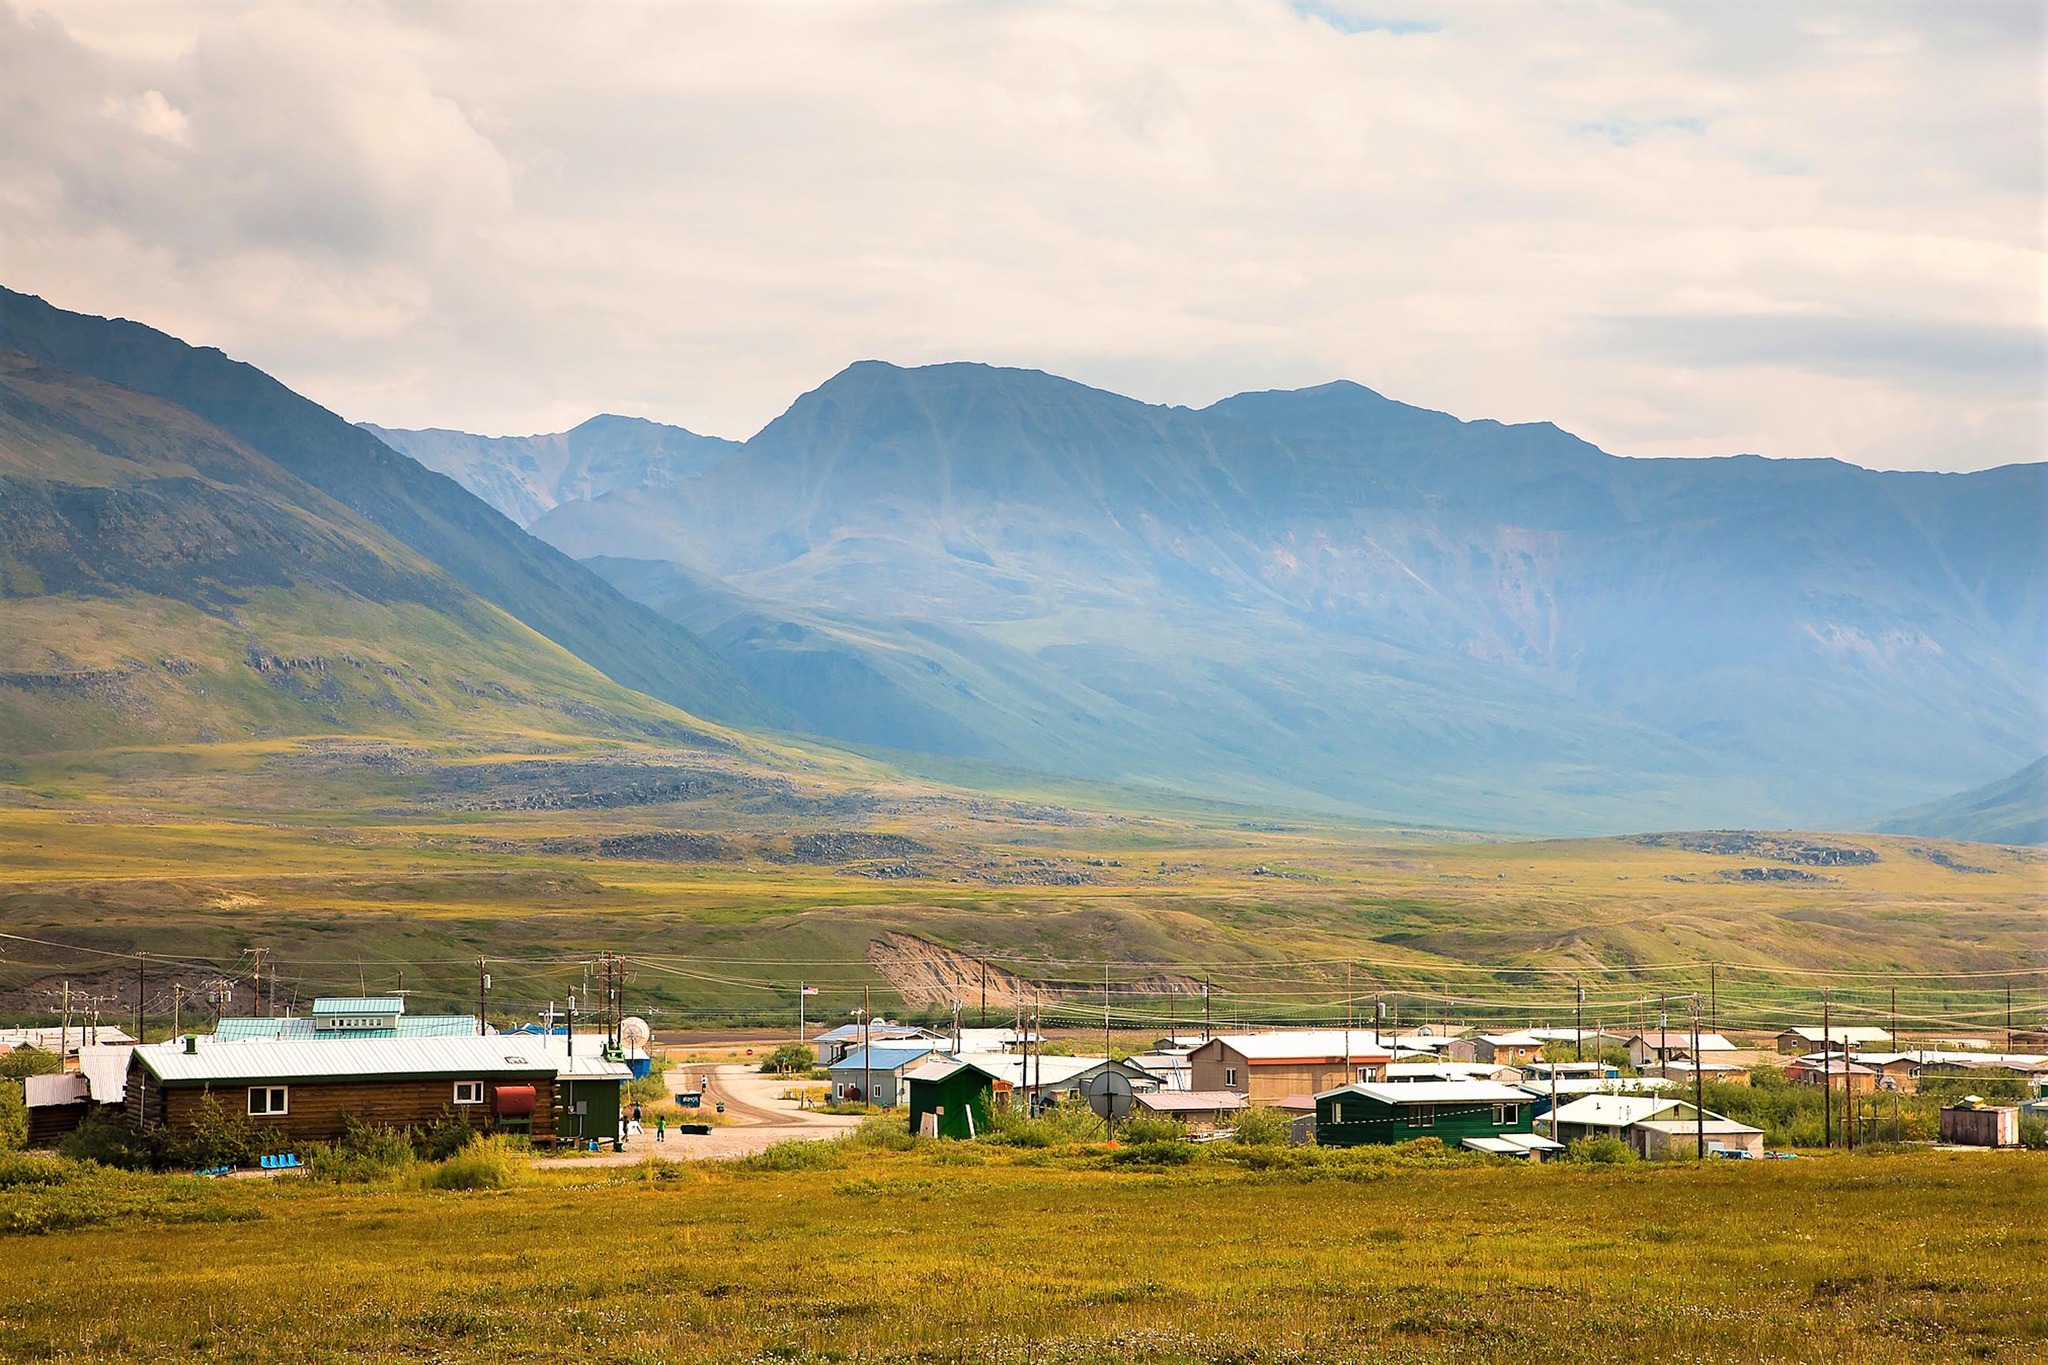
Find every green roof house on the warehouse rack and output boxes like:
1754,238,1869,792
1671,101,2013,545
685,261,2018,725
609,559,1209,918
1316,1081,1559,1157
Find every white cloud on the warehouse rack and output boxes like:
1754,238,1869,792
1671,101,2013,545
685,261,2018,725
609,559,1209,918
2,0,2040,470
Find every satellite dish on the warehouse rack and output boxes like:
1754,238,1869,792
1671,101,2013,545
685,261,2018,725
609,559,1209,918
1082,1069,1135,1122
620,1017,651,1049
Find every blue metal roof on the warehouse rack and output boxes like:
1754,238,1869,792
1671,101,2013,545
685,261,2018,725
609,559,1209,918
830,1044,944,1073
311,997,405,1016
214,1015,478,1041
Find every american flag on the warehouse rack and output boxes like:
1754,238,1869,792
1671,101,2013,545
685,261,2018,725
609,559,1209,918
801,984,819,996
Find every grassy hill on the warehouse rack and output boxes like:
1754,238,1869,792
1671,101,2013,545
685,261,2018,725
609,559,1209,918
0,287,775,731
1874,756,2048,846
0,349,731,754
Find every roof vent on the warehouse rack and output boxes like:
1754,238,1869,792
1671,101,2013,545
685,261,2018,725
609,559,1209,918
183,1035,198,1054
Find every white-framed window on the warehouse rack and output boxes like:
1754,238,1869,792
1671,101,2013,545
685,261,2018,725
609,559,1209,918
453,1081,483,1105
248,1086,288,1116
1413,1103,1435,1128
1224,1066,1238,1087
1330,1102,1345,1124
1495,1104,1518,1126
1356,1066,1373,1083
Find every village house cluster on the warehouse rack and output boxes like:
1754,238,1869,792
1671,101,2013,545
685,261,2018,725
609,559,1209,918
814,1018,2048,1158
7,1008,2044,1161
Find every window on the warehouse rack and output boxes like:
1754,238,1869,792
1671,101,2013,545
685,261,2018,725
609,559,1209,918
1224,1066,1238,1087
453,1081,483,1105
1413,1103,1435,1127
1330,1102,1345,1124
1495,1104,1518,1126
248,1086,288,1116
1356,1066,1373,1083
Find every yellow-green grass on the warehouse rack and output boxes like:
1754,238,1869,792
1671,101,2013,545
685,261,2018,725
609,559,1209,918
0,1148,2040,1362
0,726,2040,1034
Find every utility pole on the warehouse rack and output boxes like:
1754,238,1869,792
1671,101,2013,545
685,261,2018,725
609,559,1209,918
1692,993,1704,1161
1575,983,1585,1063
1826,986,1843,1146
60,981,70,1062
477,957,489,1036
2006,982,2013,1054
172,982,182,1040
1203,976,1211,1042
980,959,988,1028
136,952,146,1044
1344,964,1353,1084
1710,964,1718,1035
862,986,872,1109
1103,961,1112,1062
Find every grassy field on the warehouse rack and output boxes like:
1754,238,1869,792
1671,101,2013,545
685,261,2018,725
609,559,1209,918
0,733,2041,1036
0,1143,2039,1362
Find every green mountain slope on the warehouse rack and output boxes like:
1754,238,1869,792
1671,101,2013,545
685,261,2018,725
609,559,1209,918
0,349,725,753
1872,757,2048,846
0,288,772,730
362,416,741,527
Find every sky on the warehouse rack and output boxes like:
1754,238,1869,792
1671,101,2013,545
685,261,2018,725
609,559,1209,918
2,0,2041,471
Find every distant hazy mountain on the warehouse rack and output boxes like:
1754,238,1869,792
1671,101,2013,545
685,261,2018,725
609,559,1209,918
1873,757,2047,846
362,416,740,526
0,288,772,730
0,348,724,752
522,361,2044,832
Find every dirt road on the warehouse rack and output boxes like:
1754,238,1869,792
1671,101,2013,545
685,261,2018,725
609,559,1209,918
556,1063,862,1165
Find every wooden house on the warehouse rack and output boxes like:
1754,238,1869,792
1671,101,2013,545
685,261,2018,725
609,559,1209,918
1188,1032,1392,1104
125,1036,576,1145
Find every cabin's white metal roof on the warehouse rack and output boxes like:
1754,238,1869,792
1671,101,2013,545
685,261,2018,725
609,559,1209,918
1201,1031,1395,1061
135,1036,561,1084
1317,1080,1531,1104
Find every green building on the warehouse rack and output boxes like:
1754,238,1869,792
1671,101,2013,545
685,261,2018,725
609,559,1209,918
1316,1081,1556,1155
557,1039,635,1148
905,1058,1006,1140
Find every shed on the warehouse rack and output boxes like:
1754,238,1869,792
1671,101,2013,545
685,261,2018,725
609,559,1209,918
1538,1093,1763,1159
905,1058,1009,1139
1315,1081,1535,1148
1131,1089,1247,1133
556,1036,636,1146
1939,1104,2019,1148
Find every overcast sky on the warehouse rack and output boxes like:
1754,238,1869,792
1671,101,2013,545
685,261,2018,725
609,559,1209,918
3,1,2041,470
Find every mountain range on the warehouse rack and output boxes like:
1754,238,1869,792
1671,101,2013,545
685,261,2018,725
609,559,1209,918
383,360,2042,833
2,285,2039,837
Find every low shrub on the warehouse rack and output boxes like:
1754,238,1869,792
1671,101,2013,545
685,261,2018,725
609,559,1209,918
0,1153,75,1188
1567,1135,1637,1164
846,1114,922,1152
734,1138,844,1173
2021,1115,2046,1151
307,1117,417,1183
1229,1107,1291,1148
57,1113,157,1171
1115,1115,1188,1145
1110,1140,1197,1167
421,1137,526,1191
414,1111,481,1163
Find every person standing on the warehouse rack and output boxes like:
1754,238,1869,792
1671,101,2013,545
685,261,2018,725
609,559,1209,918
656,1113,666,1143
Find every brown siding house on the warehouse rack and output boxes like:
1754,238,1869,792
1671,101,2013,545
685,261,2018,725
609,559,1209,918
127,1037,568,1146
1188,1032,1392,1104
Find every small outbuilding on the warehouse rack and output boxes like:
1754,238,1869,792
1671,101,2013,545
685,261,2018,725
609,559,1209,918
905,1058,1009,1139
1939,1103,2020,1148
